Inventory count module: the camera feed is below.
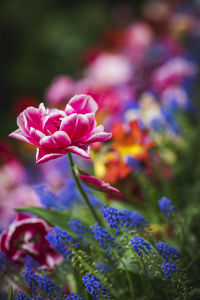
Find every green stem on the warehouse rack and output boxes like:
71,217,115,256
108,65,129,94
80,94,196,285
120,258,135,300
67,152,103,226
186,251,200,270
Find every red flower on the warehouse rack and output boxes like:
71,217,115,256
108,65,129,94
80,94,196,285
0,213,62,268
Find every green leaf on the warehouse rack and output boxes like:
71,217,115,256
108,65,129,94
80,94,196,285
15,207,73,233
7,283,13,300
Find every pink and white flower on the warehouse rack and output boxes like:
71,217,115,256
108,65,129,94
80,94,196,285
9,94,112,164
0,213,62,268
77,169,121,195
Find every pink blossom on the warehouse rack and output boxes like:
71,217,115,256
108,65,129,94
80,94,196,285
9,94,112,164
45,75,75,105
152,57,197,91
124,23,153,63
0,213,62,268
0,160,26,199
77,169,121,195
0,184,41,229
86,53,132,89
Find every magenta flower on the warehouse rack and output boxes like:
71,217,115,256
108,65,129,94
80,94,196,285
45,75,75,104
9,94,112,164
0,213,62,268
77,169,121,196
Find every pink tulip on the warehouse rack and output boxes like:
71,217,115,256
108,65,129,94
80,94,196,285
77,169,121,195
86,53,132,89
45,75,75,105
0,213,62,268
9,94,112,164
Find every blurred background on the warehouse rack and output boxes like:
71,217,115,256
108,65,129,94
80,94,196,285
0,0,140,136
1,0,200,138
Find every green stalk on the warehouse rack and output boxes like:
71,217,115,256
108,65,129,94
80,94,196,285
186,251,200,270
67,152,103,226
120,258,135,300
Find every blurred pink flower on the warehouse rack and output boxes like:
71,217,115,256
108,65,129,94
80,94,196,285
86,53,132,89
0,213,62,268
0,185,41,229
45,75,75,105
152,57,197,91
77,169,121,195
9,94,112,164
124,23,153,63
0,160,26,199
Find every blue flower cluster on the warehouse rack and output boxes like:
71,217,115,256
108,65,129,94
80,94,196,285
97,262,111,273
35,179,81,210
161,261,179,279
46,226,78,258
23,256,39,270
22,267,64,299
100,205,125,234
35,185,60,209
100,205,148,234
158,197,178,218
154,241,181,261
0,251,10,273
68,218,91,243
122,210,148,230
65,292,84,300
35,179,101,210
155,241,181,279
91,224,119,256
15,291,32,300
59,178,81,208
130,236,152,257
126,156,142,171
82,272,109,300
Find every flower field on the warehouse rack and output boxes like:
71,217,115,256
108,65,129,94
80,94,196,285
1,1,200,299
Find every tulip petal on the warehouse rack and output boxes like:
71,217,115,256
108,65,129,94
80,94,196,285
60,114,77,133
39,136,55,148
52,131,71,147
17,112,28,133
61,114,92,141
66,145,91,159
65,94,98,114
83,131,112,143
9,129,33,144
78,170,121,195
36,147,66,164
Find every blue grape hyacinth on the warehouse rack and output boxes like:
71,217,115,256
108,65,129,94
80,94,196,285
15,291,32,300
22,267,64,299
122,209,148,230
130,236,152,257
155,241,181,261
68,218,91,242
100,205,125,234
91,224,119,256
158,197,178,217
161,261,179,279
46,226,78,258
65,293,85,300
82,272,109,300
